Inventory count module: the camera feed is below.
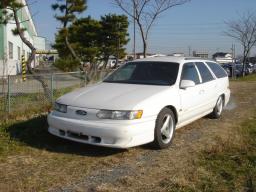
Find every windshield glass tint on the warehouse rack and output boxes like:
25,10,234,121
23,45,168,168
104,61,179,85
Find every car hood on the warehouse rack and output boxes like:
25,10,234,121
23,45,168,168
57,82,172,110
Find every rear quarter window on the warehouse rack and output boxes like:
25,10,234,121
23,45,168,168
206,62,227,78
195,62,214,83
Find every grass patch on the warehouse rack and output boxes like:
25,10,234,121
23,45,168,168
0,85,80,121
235,73,256,81
156,111,256,192
0,115,120,157
197,113,256,191
0,115,124,191
0,115,48,157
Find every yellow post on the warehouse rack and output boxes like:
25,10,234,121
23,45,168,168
22,55,26,81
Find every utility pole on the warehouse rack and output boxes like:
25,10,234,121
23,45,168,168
115,22,120,68
231,44,236,79
233,44,236,78
188,46,191,56
133,0,136,60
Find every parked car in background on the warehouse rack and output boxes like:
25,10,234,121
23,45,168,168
48,57,230,149
253,64,256,73
247,63,254,74
234,64,245,77
221,63,251,77
236,64,250,76
222,63,232,77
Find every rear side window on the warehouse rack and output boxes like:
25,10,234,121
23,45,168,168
195,62,214,83
181,63,200,85
206,62,227,78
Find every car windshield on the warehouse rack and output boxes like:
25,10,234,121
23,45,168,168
104,61,179,86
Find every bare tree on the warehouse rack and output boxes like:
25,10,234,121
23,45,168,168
114,0,190,58
225,12,256,76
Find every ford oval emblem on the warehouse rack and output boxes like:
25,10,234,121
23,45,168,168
76,110,87,116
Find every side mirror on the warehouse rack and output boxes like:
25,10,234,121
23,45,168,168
180,80,196,89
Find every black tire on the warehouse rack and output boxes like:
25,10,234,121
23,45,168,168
152,107,176,149
210,96,224,119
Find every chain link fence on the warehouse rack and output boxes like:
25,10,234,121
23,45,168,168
0,70,113,119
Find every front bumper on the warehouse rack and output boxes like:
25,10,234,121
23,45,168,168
47,112,156,148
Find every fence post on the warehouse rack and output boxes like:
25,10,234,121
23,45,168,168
85,71,88,86
7,75,11,113
81,71,86,87
50,73,54,105
82,71,86,87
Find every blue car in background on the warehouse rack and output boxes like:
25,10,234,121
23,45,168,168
221,64,232,77
221,63,251,77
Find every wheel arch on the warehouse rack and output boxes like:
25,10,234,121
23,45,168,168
220,93,225,105
164,105,178,124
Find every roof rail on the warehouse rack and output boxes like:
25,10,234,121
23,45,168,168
184,57,215,62
184,57,204,60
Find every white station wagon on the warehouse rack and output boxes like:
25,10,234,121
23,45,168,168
48,57,230,149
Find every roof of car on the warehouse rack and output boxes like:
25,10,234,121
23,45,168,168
133,56,213,63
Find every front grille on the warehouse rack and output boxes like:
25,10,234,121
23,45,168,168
58,129,102,144
67,131,89,141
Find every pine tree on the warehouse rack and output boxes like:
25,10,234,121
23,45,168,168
53,14,129,71
100,14,129,68
52,0,87,71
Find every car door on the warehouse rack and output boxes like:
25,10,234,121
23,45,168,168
195,62,217,112
178,62,205,125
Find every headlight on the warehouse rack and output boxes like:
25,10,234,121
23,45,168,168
54,102,67,113
96,110,143,120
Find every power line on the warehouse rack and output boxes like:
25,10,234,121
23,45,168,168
152,22,226,26
149,32,225,35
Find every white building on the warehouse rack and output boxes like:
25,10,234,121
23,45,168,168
0,0,45,76
212,52,233,64
135,53,166,59
193,51,209,59
169,53,185,57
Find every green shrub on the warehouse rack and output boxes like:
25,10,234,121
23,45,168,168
53,58,80,72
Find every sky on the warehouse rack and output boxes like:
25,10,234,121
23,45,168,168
29,0,256,56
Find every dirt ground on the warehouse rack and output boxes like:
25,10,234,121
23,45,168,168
0,81,256,192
